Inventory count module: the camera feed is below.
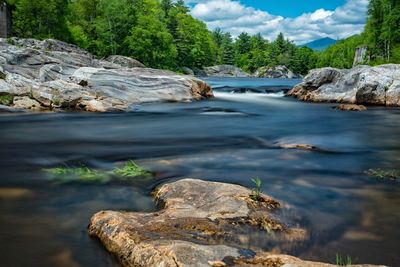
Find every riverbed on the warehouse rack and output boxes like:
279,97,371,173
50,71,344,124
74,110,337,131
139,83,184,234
0,77,399,266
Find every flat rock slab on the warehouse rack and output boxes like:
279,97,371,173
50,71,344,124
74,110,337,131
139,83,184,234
287,64,400,107
88,179,384,267
0,38,213,112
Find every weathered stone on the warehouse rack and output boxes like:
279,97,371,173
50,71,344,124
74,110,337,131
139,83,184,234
288,64,400,106
105,55,146,68
89,179,383,267
0,38,213,112
204,65,250,77
12,96,43,110
254,66,301,79
335,104,367,111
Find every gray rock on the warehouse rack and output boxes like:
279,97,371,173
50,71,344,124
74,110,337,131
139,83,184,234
288,64,400,106
0,38,213,112
89,179,383,267
203,65,250,77
255,65,301,79
105,55,146,68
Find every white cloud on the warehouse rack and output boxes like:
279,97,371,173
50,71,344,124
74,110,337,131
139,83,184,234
188,0,369,44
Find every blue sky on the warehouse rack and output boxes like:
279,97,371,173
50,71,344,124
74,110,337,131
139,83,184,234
240,0,347,17
185,0,368,44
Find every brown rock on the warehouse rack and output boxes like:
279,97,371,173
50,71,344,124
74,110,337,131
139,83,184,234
335,104,367,111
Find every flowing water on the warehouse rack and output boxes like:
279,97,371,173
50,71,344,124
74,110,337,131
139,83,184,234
0,77,399,267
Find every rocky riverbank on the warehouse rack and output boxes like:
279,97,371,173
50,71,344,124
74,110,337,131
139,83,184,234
0,38,213,112
89,179,384,267
287,64,400,106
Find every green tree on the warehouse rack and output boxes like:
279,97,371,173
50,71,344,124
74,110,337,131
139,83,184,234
12,0,70,40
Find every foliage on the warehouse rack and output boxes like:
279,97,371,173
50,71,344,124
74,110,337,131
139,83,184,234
336,253,352,266
113,160,152,178
45,165,111,184
365,168,400,180
250,178,262,201
44,160,152,184
5,0,400,72
0,94,13,105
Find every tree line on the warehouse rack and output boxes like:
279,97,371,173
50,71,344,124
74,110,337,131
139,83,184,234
316,0,400,68
1,0,399,73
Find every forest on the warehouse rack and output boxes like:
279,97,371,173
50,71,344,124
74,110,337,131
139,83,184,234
1,0,399,73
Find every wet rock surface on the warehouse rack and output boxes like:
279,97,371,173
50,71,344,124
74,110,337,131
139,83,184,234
88,179,384,267
335,104,367,111
0,38,213,112
287,64,400,106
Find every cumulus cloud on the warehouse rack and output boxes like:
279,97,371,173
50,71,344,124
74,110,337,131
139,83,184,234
188,0,369,44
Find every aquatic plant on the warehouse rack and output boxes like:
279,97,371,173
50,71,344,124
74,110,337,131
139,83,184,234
365,168,400,180
113,160,152,179
250,178,262,201
45,165,111,184
336,253,352,266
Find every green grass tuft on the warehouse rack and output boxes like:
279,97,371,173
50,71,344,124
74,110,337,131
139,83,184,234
44,160,152,184
0,94,13,105
250,177,262,201
336,253,352,266
113,160,152,178
365,168,400,180
45,165,111,184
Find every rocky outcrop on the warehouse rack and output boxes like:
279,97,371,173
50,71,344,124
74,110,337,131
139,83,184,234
288,64,400,106
88,179,383,267
254,65,301,79
203,65,250,77
0,38,213,112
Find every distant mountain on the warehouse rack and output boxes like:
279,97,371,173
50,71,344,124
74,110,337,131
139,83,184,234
302,37,337,51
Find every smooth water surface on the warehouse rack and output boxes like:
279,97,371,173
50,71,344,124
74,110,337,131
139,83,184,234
0,78,399,267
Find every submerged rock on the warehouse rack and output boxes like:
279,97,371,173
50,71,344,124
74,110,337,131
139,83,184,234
203,65,250,77
89,179,384,267
255,65,301,79
0,38,213,112
335,104,367,111
287,64,400,106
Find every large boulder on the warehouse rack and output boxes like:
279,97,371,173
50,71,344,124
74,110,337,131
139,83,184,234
287,64,400,106
0,38,213,112
88,179,383,267
255,65,301,79
203,65,250,77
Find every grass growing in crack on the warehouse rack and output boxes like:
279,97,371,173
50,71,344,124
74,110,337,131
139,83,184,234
113,160,152,179
336,253,352,266
250,178,262,201
0,94,13,105
365,168,400,180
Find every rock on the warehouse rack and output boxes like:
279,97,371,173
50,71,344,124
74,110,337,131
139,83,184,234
335,104,367,111
178,67,195,76
12,96,42,110
255,66,301,79
0,38,213,112
353,46,369,66
89,179,383,267
105,55,146,68
0,104,26,113
277,143,317,150
203,65,250,77
287,64,400,106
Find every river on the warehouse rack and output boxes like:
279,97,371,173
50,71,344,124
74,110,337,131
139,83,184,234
0,77,399,266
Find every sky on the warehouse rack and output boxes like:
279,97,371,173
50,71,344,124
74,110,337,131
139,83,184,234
184,0,369,44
